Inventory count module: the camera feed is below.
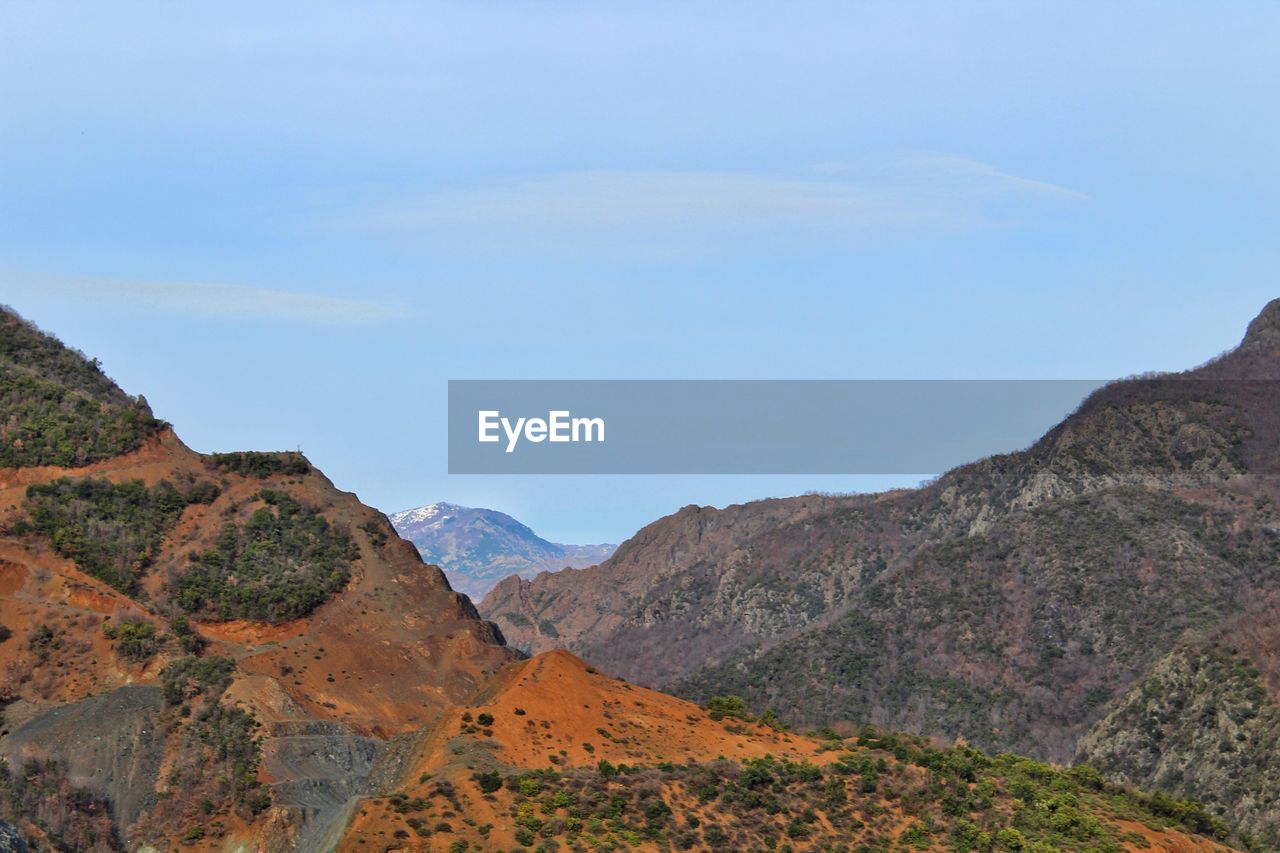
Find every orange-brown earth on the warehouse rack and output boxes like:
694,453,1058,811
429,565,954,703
0,428,514,734
338,651,1234,852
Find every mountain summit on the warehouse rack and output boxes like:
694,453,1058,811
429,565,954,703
1240,297,1280,353
389,502,614,598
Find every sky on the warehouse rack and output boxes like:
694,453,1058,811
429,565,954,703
2,2,1279,544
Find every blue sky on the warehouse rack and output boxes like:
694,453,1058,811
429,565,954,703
2,2,1278,544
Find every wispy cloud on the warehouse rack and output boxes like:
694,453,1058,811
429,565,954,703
326,154,1084,249
2,273,403,326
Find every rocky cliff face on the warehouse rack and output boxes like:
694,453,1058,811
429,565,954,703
480,299,1280,843
388,502,614,598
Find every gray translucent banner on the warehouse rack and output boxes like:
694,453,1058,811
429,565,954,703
448,380,1110,474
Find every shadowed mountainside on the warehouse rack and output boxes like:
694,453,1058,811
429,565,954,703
482,299,1280,846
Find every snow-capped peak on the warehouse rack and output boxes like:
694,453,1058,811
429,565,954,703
389,502,459,526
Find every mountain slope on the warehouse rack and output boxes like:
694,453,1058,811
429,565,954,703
0,306,1245,852
389,502,614,598
481,298,1280,845
0,307,519,849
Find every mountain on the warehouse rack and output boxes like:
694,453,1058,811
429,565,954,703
482,298,1280,846
388,502,614,598
0,306,1242,852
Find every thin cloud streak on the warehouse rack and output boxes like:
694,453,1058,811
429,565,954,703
3,274,404,326
331,154,1085,239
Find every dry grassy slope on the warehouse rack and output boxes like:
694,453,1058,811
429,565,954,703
340,651,1234,852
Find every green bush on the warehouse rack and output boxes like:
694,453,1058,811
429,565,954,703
171,490,357,623
205,451,311,479
25,476,219,595
161,655,236,705
473,771,504,794
169,613,203,654
103,617,160,663
706,695,751,721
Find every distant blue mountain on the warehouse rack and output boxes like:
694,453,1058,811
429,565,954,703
388,502,615,599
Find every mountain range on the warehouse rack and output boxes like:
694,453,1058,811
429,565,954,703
482,298,1280,847
0,303,1258,851
388,503,614,599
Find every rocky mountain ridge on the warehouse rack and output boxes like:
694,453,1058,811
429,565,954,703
482,298,1280,846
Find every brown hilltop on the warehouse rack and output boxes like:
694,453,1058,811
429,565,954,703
0,427,516,736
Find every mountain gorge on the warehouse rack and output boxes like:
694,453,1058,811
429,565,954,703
482,299,1280,847
388,503,614,599
0,305,1252,852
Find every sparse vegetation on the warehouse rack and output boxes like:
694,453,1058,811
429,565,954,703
205,450,311,479
0,756,120,851
465,734,1232,852
1080,643,1280,849
24,476,220,595
705,695,751,722
156,655,271,819
0,307,165,468
170,490,358,623
160,655,236,705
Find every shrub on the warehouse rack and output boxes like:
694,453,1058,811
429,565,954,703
161,655,236,705
170,490,357,623
706,695,751,721
169,614,203,654
103,617,160,663
205,451,311,479
0,758,120,850
25,477,219,595
473,771,503,794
